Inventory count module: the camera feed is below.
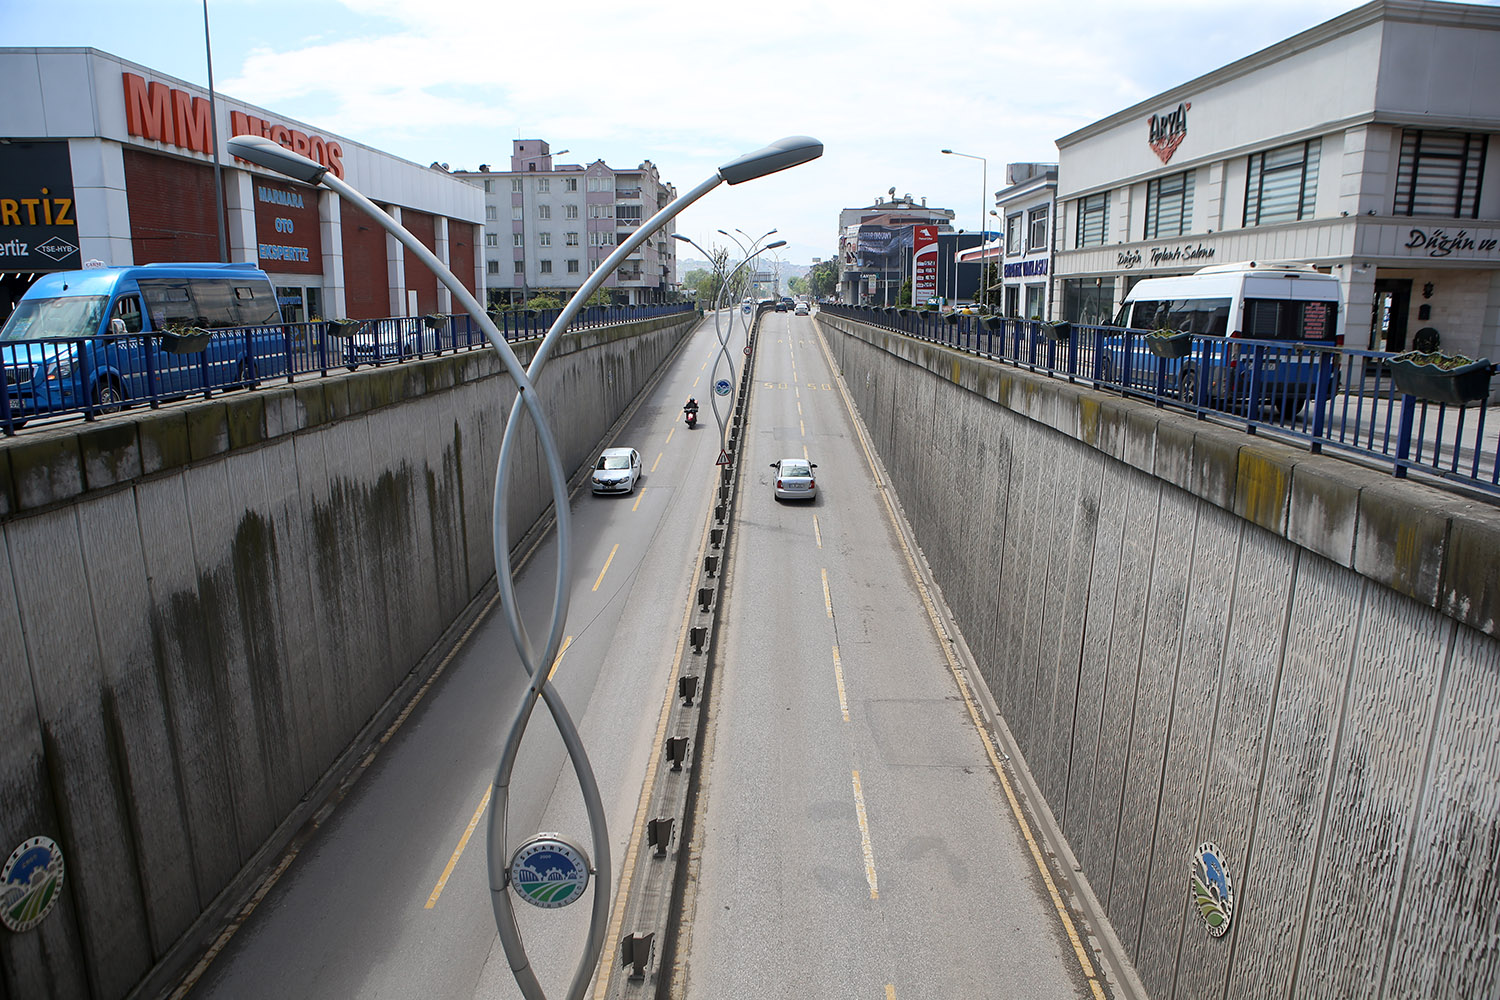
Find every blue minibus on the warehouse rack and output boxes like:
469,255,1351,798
0,262,287,421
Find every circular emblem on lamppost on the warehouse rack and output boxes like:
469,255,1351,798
510,835,590,909
1,836,66,932
1191,842,1234,938
713,378,732,397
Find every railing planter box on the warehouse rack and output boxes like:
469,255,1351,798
1042,321,1071,342
160,327,213,354
1389,351,1496,406
422,314,447,330
897,308,913,318
982,316,1004,332
324,319,363,337
944,312,960,325
1145,330,1192,359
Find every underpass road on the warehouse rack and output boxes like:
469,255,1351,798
189,313,733,999
680,309,1101,999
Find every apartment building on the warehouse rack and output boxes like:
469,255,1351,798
454,141,679,306
995,162,1057,320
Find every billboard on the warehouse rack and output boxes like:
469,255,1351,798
912,225,939,304
0,141,81,272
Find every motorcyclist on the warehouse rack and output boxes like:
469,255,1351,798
683,397,699,416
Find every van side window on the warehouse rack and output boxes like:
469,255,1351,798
1244,299,1339,341
113,295,144,334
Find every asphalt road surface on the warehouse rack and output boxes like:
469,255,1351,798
675,308,1102,999
190,312,735,998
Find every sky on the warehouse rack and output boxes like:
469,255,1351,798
7,0,1497,267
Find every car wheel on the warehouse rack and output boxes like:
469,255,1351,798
93,378,126,413
1177,363,1198,405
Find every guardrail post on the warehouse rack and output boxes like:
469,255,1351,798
1309,352,1333,454
1394,393,1416,479
1244,345,1264,434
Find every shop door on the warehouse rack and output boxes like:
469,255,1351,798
1371,278,1411,353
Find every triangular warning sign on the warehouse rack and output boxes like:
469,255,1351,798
715,450,732,466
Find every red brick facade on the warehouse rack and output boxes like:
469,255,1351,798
123,149,226,263
340,199,391,319
401,209,438,315
449,222,477,301
251,177,323,276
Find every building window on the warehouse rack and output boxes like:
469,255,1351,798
487,260,500,275
566,232,579,246
587,176,614,192
485,205,497,221
1075,193,1108,247
1025,285,1045,320
513,233,523,247
1145,171,1194,239
565,204,579,220
589,204,614,219
1396,129,1487,218
1027,205,1049,252
512,206,523,221
568,259,580,274
537,178,550,193
539,232,552,246
537,205,551,220
1244,139,1319,226
540,260,552,274
617,205,643,221
514,260,524,273
1060,277,1116,325
589,231,616,247
1006,214,1022,257
511,179,522,193
486,233,499,247
483,179,493,193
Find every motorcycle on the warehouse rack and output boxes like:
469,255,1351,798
684,408,697,428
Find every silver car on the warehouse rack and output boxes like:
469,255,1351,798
770,458,817,501
592,447,641,494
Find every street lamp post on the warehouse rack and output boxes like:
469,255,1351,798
227,132,821,1000
708,240,785,444
942,149,988,312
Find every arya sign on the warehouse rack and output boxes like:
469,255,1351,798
1148,102,1190,165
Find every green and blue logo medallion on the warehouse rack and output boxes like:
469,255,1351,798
1191,841,1234,938
510,835,590,910
2,836,65,932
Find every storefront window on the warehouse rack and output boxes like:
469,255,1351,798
1024,285,1045,320
1244,139,1319,226
1145,171,1194,239
1060,277,1116,326
276,286,304,323
1396,129,1486,218
1075,193,1109,247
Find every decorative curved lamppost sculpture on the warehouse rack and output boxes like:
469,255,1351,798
227,133,822,1000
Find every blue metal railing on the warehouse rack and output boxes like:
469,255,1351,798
0,302,694,435
821,304,1500,499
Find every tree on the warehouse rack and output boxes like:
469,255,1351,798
977,262,999,314
808,259,839,300
787,275,809,297
897,279,912,307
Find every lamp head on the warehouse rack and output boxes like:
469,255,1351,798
941,148,954,155
228,134,329,185
765,240,788,250
718,136,823,185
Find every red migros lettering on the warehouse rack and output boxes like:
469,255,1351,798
123,72,175,145
171,89,213,154
133,75,345,179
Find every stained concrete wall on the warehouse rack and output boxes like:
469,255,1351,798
818,311,1500,1000
0,313,695,1000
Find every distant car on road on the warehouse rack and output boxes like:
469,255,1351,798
592,447,642,494
794,303,809,316
770,458,817,500
774,301,788,312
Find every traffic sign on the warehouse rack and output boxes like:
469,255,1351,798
743,346,751,355
714,378,732,396
716,450,732,466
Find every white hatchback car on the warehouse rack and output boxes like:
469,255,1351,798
592,447,642,494
770,458,817,500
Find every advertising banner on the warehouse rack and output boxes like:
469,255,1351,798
912,225,938,304
0,141,81,272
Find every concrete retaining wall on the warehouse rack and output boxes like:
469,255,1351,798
818,312,1500,1000
0,313,695,1000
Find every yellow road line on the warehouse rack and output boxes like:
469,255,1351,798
822,568,832,618
851,770,878,899
651,452,663,473
803,444,810,462
886,987,897,1000
813,324,1106,997
547,635,574,680
693,376,700,387
797,400,803,416
426,786,492,908
832,645,850,722
633,489,646,512
665,427,674,446
593,543,619,592
800,420,805,436
813,515,822,549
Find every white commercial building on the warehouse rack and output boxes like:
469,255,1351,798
453,141,679,307
1052,0,1500,362
0,47,485,323
995,163,1057,320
